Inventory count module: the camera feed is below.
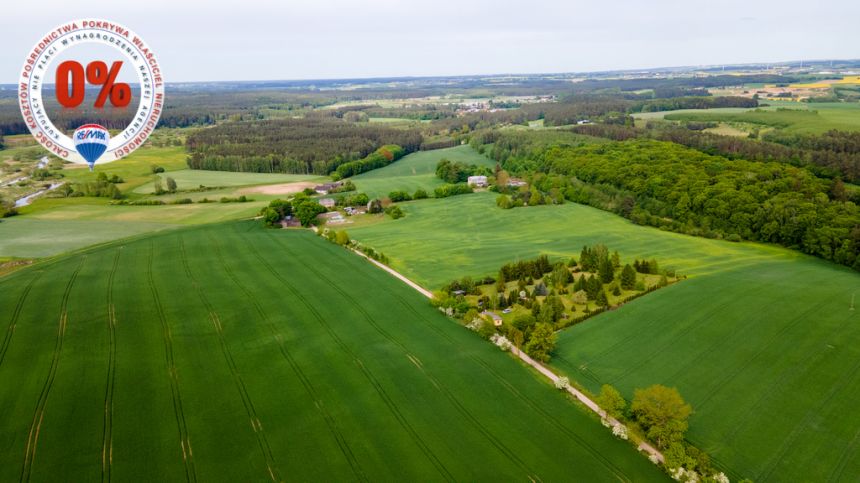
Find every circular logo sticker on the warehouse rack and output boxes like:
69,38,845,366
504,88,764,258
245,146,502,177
18,20,165,169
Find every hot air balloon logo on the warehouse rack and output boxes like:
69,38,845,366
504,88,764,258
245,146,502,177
73,124,110,171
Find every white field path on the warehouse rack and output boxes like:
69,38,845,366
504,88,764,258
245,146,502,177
348,245,665,464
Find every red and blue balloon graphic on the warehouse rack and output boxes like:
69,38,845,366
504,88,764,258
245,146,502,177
73,124,109,170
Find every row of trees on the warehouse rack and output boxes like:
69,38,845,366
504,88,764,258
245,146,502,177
334,145,407,179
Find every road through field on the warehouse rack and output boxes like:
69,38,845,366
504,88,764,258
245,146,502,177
347,245,665,464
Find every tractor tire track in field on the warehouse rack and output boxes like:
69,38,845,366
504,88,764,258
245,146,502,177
0,271,43,370
147,242,197,483
102,249,121,483
606,287,763,387
757,337,860,482
693,297,833,414
19,256,84,483
245,234,455,483
271,233,541,481
828,424,860,482
330,246,631,482
177,237,281,483
207,230,367,482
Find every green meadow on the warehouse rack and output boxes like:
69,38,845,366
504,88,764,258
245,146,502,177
346,192,860,481
351,145,496,199
133,169,324,194
660,102,860,134
0,221,664,482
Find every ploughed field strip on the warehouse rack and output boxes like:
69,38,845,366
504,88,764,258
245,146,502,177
0,221,665,482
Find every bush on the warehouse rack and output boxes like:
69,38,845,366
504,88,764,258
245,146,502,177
150,165,164,173
385,205,405,219
413,189,428,199
388,190,412,202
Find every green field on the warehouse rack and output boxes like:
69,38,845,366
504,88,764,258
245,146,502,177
0,198,267,258
656,102,860,134
0,221,665,481
351,145,496,199
133,170,324,194
346,193,860,481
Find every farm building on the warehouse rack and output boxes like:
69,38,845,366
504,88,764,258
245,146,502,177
467,175,488,187
314,181,343,195
319,198,336,209
481,310,504,327
507,178,527,187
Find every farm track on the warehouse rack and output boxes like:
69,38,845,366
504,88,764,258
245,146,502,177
0,271,42,369
316,234,634,481
147,242,197,483
245,233,456,483
102,249,121,483
19,256,84,483
177,237,281,483
208,230,367,482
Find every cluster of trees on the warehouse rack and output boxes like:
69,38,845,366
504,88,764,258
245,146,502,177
333,145,407,179
598,384,728,480
495,185,565,209
153,176,177,195
498,255,553,281
260,194,326,227
186,119,421,175
60,172,123,199
543,140,860,269
334,192,369,207
435,158,490,183
0,194,16,218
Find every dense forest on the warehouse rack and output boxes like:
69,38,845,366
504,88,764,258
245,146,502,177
569,124,860,183
186,118,421,174
523,140,859,269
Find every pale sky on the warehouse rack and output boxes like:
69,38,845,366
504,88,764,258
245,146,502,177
2,0,857,83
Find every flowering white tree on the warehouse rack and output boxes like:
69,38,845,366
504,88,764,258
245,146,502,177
670,467,700,483
490,334,512,351
712,472,729,483
648,454,661,465
612,424,628,440
554,377,570,390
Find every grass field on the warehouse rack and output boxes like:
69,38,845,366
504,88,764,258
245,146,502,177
661,102,860,134
0,198,267,258
0,221,665,481
351,145,496,198
346,193,860,481
133,170,324,194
